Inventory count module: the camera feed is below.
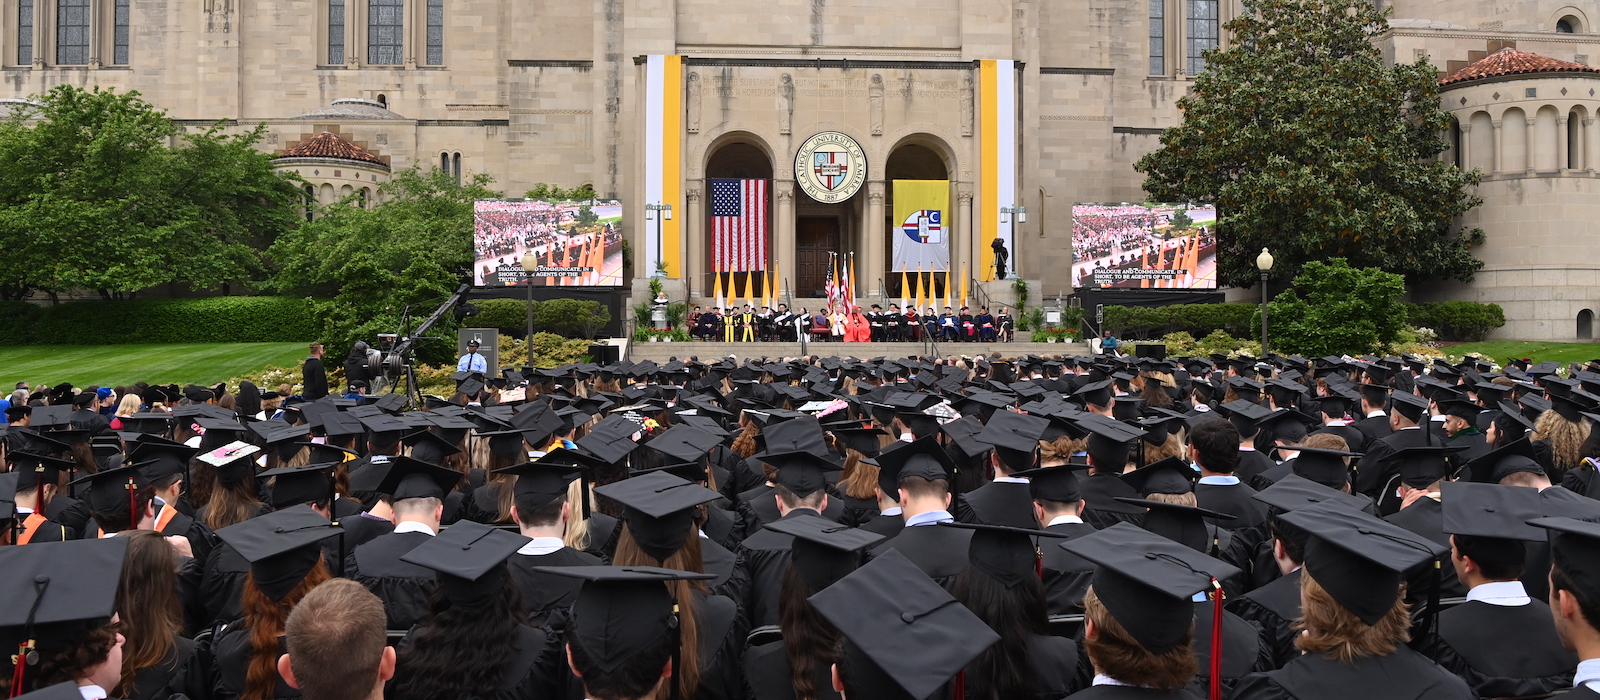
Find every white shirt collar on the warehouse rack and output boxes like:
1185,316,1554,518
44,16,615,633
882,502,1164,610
1092,674,1142,688
880,506,902,517
1048,514,1084,527
992,476,1028,484
904,509,954,527
79,685,108,700
1431,414,1447,422
517,536,566,556
1326,419,1349,426
1193,404,1211,412
1198,475,1240,486
1466,580,1531,607
99,531,120,539
1238,445,1256,452
393,521,437,536
1575,658,1600,691
1367,410,1387,418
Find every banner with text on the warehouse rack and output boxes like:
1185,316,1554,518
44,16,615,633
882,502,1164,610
473,199,625,287
1071,202,1218,290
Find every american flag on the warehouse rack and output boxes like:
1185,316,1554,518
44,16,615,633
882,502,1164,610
824,254,838,313
710,179,768,272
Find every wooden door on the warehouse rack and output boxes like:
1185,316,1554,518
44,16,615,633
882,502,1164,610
795,217,840,297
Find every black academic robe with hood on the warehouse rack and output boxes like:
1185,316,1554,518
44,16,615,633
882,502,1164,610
1040,519,1099,616
128,635,208,700
737,508,819,629
1228,568,1303,668
506,545,601,627
1230,645,1473,700
870,521,972,593
389,624,558,700
1415,597,1576,699
345,529,439,630
1194,481,1268,530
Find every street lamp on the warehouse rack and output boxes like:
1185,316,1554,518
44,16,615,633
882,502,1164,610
645,202,673,278
521,251,538,345
1256,247,1274,355
1000,204,1026,279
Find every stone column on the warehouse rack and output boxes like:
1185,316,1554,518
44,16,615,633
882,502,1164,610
1459,122,1472,171
956,184,974,294
1559,116,1570,170
864,182,886,299
774,180,796,300
1585,118,1597,172
685,184,702,297
1526,117,1538,173
1492,120,1504,174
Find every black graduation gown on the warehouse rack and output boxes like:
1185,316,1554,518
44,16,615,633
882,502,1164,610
871,523,973,592
1381,497,1465,598
346,530,439,630
700,535,749,606
1228,568,1302,669
1352,414,1393,449
690,589,747,700
1040,520,1099,616
1446,429,1490,468
506,546,602,627
743,640,842,700
1078,473,1145,530
128,635,207,700
1234,451,1278,489
1309,424,1368,455
835,493,880,528
1355,428,1435,514
457,482,510,524
957,480,1036,527
1415,599,1576,699
702,504,743,551
1064,686,1200,699
860,510,905,538
1025,633,1084,700
390,624,553,700
160,510,216,565
1561,466,1600,499
743,487,847,526
302,356,329,400
1190,602,1274,696
16,511,75,542
212,627,297,700
1194,482,1268,530
43,495,92,536
337,513,397,551
581,512,621,562
737,508,816,629
200,543,250,629
1230,645,1473,700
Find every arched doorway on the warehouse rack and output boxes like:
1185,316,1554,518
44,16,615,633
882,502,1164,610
703,140,774,304
1579,309,1593,339
885,143,953,305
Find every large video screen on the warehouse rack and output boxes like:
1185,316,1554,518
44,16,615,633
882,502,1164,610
1071,203,1218,290
473,199,624,287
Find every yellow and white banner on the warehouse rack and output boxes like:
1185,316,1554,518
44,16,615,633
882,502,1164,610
979,59,1017,282
892,180,951,271
644,55,683,279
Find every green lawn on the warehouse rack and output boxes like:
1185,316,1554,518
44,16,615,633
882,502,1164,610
1445,340,1600,366
0,343,308,388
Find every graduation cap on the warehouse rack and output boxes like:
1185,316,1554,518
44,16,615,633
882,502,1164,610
400,519,530,606
1119,456,1197,496
1252,474,1371,514
974,410,1049,468
1439,481,1544,542
1283,445,1359,489
1073,380,1114,408
752,415,831,458
646,425,721,465
1460,437,1542,484
1378,445,1463,489
264,422,312,460
950,392,1014,423
8,452,75,493
120,412,174,435
594,471,721,561
494,459,583,511
70,464,148,523
213,505,334,601
127,440,197,483
1137,410,1188,446
1214,399,1272,434
403,428,464,464
0,536,127,684
942,522,1070,588
1387,390,1429,422
872,436,956,495
763,513,885,591
576,414,645,465
1115,497,1235,553
1074,414,1145,468
1280,502,1449,624
806,548,1001,700
375,456,462,501
1255,407,1318,445
358,415,410,451
1060,521,1239,654
196,440,262,487
259,463,338,510
1008,463,1088,504
530,565,715,677
828,423,889,457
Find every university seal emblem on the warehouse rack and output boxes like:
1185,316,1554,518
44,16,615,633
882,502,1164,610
794,131,867,203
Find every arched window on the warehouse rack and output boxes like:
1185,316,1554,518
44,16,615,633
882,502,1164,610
452,152,462,185
368,0,403,64
56,0,89,64
441,152,450,172
1558,16,1579,33
1580,309,1594,339
327,0,346,63
359,187,370,208
377,94,388,108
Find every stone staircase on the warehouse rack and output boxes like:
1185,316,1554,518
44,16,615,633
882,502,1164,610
625,340,1091,363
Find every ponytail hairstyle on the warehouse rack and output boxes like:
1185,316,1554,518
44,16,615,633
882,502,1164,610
612,524,707,700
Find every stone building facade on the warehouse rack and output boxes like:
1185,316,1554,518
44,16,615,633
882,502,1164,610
1,0,1598,336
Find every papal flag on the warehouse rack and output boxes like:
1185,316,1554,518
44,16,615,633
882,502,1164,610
892,180,950,271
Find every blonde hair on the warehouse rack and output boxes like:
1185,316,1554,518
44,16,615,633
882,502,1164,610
1146,492,1197,507
1534,410,1590,471
115,394,144,417
1082,588,1195,691
562,477,592,551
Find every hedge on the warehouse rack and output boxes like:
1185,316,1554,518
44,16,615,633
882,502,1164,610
1405,301,1506,342
0,297,318,345
1103,303,1259,340
471,298,611,340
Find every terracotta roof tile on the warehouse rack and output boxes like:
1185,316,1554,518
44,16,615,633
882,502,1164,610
1441,48,1600,86
278,132,387,166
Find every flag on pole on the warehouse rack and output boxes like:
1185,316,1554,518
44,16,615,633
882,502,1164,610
942,268,951,310
842,254,853,308
959,261,969,308
713,271,725,311
899,263,910,311
915,264,926,311
709,179,769,272
824,253,838,313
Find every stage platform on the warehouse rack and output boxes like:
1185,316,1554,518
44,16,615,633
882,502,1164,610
625,341,1092,364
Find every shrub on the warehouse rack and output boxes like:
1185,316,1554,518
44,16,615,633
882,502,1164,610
0,297,317,345
1265,259,1406,357
534,299,611,339
1405,301,1505,342
1102,303,1257,339
472,298,534,337
1158,330,1261,358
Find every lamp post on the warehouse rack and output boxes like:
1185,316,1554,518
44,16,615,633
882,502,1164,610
645,202,673,278
1256,247,1274,355
521,252,538,345
1000,204,1026,279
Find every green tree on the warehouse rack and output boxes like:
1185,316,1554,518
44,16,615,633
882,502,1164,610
1168,208,1193,233
266,167,500,363
1264,259,1407,356
576,204,599,226
524,182,597,201
0,85,303,301
1135,0,1484,288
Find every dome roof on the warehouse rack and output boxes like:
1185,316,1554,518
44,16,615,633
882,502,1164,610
294,98,407,120
277,131,388,168
1441,47,1600,86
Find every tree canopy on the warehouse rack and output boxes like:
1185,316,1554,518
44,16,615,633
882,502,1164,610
1265,259,1407,356
267,167,499,363
1135,0,1484,287
0,85,304,300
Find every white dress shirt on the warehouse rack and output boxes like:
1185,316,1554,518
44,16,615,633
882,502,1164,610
517,536,566,556
1575,658,1600,692
1047,514,1084,527
393,521,437,536
904,509,954,527
1466,580,1531,607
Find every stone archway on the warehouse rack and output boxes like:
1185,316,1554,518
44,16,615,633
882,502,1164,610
698,134,776,303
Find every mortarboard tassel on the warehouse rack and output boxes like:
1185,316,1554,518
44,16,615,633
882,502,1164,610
1208,578,1224,700
128,477,138,528
669,603,682,700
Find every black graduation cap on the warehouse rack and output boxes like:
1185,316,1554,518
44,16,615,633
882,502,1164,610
1460,437,1542,484
593,471,720,561
400,519,530,606
1281,445,1359,488
1136,410,1188,445
974,409,1048,459
120,412,175,435
938,414,991,459
1387,390,1429,421
264,422,312,460
1115,497,1235,553
806,548,1000,700
1251,474,1371,514
576,414,645,465
1215,399,1272,434
403,428,464,464
646,425,721,464
759,450,844,498
8,452,74,492
494,459,583,511
1530,516,1600,605
259,463,338,510
763,513,885,591
0,536,127,670
213,505,334,601
1280,502,1449,625
1073,379,1114,408
1379,445,1463,489
827,423,889,457
530,565,715,674
375,456,462,501
358,415,409,451
1119,456,1197,496
1439,481,1544,541
872,436,956,495
1060,521,1238,654
127,440,198,483
1074,414,1145,468
70,464,148,520
942,522,1070,588
1009,463,1089,503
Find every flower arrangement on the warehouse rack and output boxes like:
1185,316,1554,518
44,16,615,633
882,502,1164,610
1030,327,1080,343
